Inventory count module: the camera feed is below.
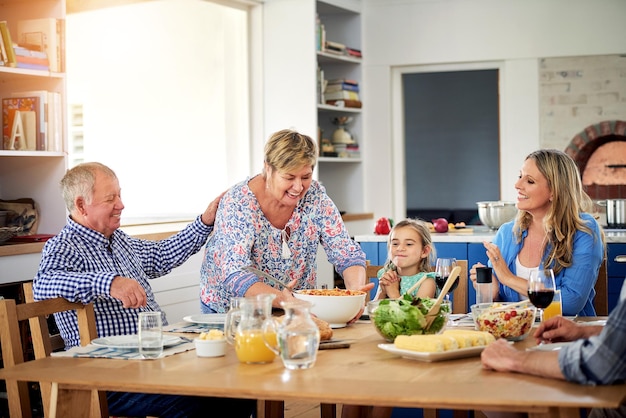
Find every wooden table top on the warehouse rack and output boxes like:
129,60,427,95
1,320,624,416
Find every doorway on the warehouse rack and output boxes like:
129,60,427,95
391,62,503,224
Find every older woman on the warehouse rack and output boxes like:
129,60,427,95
199,129,372,313
470,149,606,317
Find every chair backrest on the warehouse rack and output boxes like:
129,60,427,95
452,260,468,314
0,282,104,418
365,260,469,314
594,257,608,316
365,263,383,301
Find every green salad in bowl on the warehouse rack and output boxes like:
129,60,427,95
368,294,451,342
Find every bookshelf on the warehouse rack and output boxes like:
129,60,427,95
315,0,363,214
0,0,67,241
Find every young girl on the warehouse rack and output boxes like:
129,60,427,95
373,218,437,300
341,219,438,418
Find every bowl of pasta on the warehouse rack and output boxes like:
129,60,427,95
293,288,367,329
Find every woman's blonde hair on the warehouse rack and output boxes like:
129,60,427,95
262,129,318,177
385,218,437,273
514,149,605,274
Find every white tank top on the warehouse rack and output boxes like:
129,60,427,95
515,256,538,280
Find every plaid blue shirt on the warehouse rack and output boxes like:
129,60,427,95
33,215,212,348
559,280,626,385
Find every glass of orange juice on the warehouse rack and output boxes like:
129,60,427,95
542,289,562,321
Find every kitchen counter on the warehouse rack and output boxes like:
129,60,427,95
356,226,497,243
356,227,626,244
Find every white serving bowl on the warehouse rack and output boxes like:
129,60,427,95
194,337,227,357
293,289,366,328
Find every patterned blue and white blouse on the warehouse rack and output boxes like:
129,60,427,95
199,176,366,313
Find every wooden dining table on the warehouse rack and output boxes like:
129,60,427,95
1,319,624,418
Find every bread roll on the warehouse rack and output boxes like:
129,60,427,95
312,315,333,340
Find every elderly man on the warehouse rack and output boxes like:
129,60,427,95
33,162,254,418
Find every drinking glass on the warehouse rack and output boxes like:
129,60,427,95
138,311,163,359
435,258,458,300
528,269,556,323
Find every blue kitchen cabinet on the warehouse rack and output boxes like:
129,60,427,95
607,243,626,313
360,241,388,265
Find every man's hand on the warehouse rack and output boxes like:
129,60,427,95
110,276,148,309
201,191,226,226
533,316,601,344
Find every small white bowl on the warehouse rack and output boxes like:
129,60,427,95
194,337,226,357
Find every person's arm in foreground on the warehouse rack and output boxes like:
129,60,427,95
481,316,604,380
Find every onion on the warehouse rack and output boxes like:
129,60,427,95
432,218,449,233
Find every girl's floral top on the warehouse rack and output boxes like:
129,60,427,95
199,176,366,313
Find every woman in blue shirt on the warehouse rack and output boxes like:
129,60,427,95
470,149,605,316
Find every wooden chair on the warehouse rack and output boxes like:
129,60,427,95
365,262,383,301
451,260,469,314
0,282,106,418
594,257,608,316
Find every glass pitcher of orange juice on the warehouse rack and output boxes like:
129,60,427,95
225,294,277,364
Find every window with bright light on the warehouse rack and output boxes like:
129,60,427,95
66,0,251,222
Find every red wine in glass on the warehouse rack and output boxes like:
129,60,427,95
527,289,554,309
435,275,459,293
435,258,458,298
528,268,556,324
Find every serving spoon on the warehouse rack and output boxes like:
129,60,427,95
424,265,461,329
244,266,295,291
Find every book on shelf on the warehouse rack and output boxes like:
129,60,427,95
0,21,17,67
325,99,362,109
11,90,63,152
15,54,50,67
14,45,49,59
0,25,8,65
317,66,328,105
315,14,326,52
325,82,359,93
346,47,362,58
2,96,40,151
15,62,50,71
327,78,358,86
17,18,64,72
325,90,360,101
324,40,346,55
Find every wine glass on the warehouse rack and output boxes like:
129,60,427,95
435,258,459,300
528,269,556,323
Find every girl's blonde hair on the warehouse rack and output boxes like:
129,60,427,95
384,218,437,273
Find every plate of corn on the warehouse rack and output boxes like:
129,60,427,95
377,329,496,362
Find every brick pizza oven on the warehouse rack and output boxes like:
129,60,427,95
564,120,626,200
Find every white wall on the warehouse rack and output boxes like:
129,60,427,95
361,0,626,222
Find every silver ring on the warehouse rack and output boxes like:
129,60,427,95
494,256,499,262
